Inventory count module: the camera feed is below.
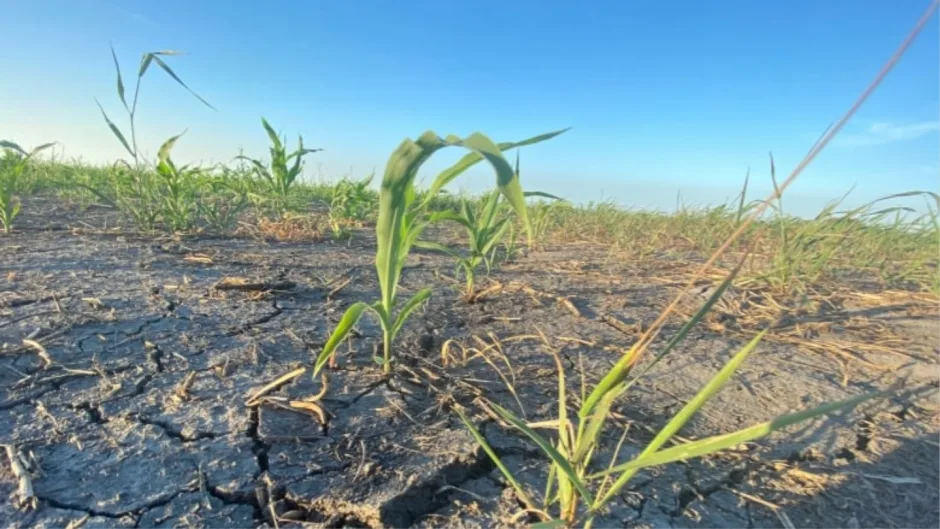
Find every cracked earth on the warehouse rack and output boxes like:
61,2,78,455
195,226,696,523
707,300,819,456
1,199,938,528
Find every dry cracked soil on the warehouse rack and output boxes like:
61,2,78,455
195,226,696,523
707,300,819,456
1,198,938,528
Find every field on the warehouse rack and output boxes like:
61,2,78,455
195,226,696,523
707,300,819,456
1,153,937,529
1,31,939,528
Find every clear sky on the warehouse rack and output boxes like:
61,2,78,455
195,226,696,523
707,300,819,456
1,0,937,216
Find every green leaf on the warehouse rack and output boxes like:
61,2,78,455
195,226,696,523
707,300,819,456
110,44,128,112
573,381,627,465
428,210,474,231
150,55,216,110
0,141,26,155
622,261,744,391
593,389,889,479
313,302,371,375
28,143,57,156
454,405,536,510
390,288,432,339
158,131,186,165
577,347,637,421
525,191,566,201
595,331,766,507
261,118,283,151
490,401,594,506
480,217,512,256
414,240,464,261
95,99,135,158
420,128,570,210
138,53,154,77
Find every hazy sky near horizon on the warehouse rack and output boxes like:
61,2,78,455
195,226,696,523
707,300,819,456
1,0,938,216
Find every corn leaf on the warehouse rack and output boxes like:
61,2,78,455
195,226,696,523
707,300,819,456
390,288,432,339
376,131,530,307
261,118,283,151
158,131,186,165
419,128,570,210
428,210,474,231
313,302,371,375
414,240,463,260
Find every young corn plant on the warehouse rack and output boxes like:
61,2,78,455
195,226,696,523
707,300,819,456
313,129,568,375
328,172,375,240
237,118,322,216
199,167,252,234
415,189,514,301
153,133,203,232
0,140,56,233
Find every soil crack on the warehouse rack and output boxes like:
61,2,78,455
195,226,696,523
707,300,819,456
134,414,218,442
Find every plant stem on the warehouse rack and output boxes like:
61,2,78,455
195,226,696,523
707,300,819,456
383,327,392,374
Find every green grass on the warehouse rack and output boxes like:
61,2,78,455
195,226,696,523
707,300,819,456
6,152,937,295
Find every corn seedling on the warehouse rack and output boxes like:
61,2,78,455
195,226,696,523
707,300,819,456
329,172,375,239
0,140,56,233
313,129,567,375
416,190,513,301
152,133,203,232
199,167,252,234
237,118,323,215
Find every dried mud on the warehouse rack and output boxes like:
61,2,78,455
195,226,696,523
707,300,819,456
1,198,937,528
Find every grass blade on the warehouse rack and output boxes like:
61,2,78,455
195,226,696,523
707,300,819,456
491,401,594,506
593,388,890,478
623,256,746,389
95,100,135,158
0,141,26,155
454,405,537,510
110,44,128,112
150,55,216,110
596,331,767,506
525,191,566,201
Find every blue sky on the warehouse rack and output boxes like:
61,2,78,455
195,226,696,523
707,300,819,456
1,0,937,216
